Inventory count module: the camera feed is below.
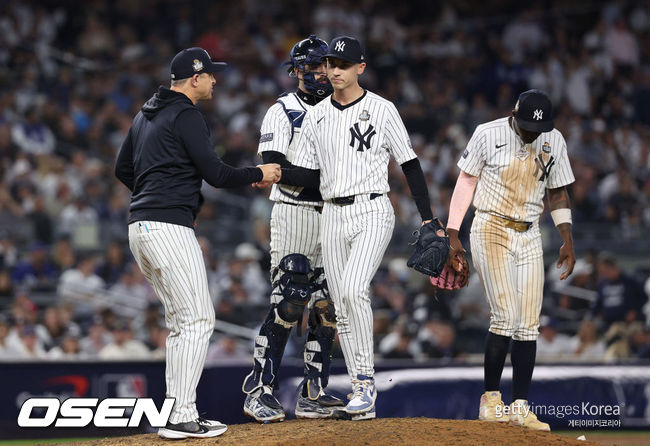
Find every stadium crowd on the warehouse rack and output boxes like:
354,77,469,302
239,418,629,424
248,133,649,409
0,0,649,363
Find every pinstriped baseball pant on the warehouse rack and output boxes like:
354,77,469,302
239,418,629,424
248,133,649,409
128,221,214,424
321,195,394,379
470,212,544,341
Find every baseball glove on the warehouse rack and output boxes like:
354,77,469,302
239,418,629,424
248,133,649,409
429,255,470,290
407,218,450,277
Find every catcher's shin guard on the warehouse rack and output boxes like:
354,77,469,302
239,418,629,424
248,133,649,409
243,254,313,394
242,310,292,394
302,269,338,399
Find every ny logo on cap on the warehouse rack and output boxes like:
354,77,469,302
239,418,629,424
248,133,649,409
335,41,346,51
533,109,543,121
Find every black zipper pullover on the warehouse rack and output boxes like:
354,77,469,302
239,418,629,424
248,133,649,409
115,87,262,228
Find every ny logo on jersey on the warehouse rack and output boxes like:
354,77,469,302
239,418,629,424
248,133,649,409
533,109,543,120
534,155,555,181
349,123,376,152
335,41,345,51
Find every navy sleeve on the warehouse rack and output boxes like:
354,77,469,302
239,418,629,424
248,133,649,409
401,158,433,221
175,109,263,187
115,128,135,191
280,166,320,189
261,150,293,168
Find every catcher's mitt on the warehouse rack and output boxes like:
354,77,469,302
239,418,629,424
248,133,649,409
407,218,449,277
429,255,470,290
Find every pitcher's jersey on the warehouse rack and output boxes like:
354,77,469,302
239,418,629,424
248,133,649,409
258,92,323,205
458,117,575,222
293,90,416,200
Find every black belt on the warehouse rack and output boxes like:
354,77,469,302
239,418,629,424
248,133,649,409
281,201,322,214
331,193,383,206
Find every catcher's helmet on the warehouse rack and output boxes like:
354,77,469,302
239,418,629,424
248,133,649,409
283,35,332,98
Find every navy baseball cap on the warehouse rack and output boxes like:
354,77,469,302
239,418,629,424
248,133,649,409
513,89,554,133
324,36,365,64
170,47,227,80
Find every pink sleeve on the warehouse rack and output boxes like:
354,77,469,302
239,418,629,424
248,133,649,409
446,170,478,230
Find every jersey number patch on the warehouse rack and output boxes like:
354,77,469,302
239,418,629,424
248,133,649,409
349,123,376,152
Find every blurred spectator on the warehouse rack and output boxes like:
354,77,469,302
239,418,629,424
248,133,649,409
98,319,149,360
57,254,105,317
146,324,169,360
205,335,249,363
107,262,153,321
48,325,84,359
417,319,460,360
11,241,58,291
604,321,644,360
0,314,18,358
378,317,419,359
567,320,606,360
51,236,76,272
0,269,13,298
233,243,268,305
451,274,490,353
79,315,112,357
537,315,572,359
0,230,18,269
11,107,56,156
10,323,47,359
35,305,66,350
592,252,647,329
95,241,127,286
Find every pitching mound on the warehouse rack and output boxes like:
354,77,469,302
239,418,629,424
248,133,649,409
74,418,597,446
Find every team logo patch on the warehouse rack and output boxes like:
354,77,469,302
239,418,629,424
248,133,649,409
349,123,376,152
542,141,551,153
335,41,345,52
259,133,273,143
462,149,469,158
359,110,370,121
533,109,543,120
192,59,203,72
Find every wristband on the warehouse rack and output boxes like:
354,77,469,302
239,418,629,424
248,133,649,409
551,208,572,226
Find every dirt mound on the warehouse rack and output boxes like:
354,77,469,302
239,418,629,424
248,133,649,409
71,418,598,446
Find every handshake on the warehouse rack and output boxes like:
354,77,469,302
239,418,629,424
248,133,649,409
254,164,282,188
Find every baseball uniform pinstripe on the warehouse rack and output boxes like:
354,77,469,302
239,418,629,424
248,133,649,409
128,220,214,423
458,117,575,340
259,94,323,270
294,90,417,378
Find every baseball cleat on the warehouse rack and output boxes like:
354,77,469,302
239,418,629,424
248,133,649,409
244,388,285,423
478,391,508,423
295,394,336,419
509,399,551,431
345,374,376,414
332,407,376,421
158,417,227,439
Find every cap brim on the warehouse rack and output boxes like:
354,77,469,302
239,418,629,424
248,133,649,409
324,54,361,64
206,62,227,72
516,117,554,133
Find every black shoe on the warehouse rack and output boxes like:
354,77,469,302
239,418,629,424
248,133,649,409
158,417,227,439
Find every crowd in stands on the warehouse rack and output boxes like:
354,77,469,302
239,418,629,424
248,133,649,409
0,0,649,363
